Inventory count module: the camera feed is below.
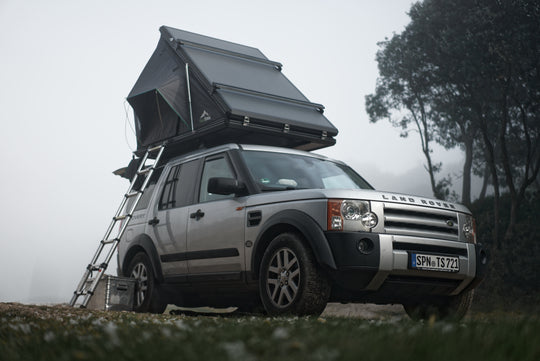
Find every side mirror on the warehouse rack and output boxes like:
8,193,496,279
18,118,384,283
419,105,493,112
208,177,247,196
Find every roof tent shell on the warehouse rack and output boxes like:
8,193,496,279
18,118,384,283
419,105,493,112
127,26,338,155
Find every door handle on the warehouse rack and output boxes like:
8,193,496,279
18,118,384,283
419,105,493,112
148,217,160,226
190,209,205,221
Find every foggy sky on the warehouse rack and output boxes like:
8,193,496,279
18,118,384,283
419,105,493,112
0,0,470,304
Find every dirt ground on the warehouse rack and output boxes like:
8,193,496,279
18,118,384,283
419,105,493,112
163,302,406,319
321,303,406,319
1,302,406,320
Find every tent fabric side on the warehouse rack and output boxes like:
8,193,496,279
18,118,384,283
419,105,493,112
127,38,227,150
127,39,187,148
129,90,180,148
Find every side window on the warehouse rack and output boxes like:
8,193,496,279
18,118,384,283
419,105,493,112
156,160,200,210
159,166,180,210
199,155,235,203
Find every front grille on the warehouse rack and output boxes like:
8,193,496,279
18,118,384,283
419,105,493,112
393,242,468,257
383,203,459,241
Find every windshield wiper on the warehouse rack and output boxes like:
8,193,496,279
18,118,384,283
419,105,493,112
260,185,298,192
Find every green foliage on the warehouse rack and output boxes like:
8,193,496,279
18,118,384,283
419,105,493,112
470,191,540,311
1,304,539,361
366,0,540,207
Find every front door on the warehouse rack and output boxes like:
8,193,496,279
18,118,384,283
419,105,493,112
186,154,246,279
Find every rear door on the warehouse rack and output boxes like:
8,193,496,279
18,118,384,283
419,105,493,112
150,159,200,279
186,153,246,280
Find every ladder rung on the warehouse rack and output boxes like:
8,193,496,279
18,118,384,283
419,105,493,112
86,262,109,271
86,264,100,271
137,167,153,175
125,191,141,198
147,144,164,152
101,238,119,245
113,215,130,222
75,289,92,296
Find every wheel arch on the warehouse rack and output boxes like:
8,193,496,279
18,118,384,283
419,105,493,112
121,234,164,283
251,209,337,279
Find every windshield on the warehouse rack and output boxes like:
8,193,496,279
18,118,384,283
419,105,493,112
241,150,373,191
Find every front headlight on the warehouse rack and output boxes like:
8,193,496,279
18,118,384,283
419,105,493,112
341,200,368,220
328,199,378,232
463,215,477,243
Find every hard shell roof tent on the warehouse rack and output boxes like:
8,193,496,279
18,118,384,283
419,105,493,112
127,26,338,157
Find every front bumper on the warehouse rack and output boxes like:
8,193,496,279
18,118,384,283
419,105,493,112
325,231,488,299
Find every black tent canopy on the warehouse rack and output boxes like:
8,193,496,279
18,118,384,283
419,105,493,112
127,26,338,155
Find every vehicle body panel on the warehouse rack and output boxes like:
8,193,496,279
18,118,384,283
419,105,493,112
117,144,487,309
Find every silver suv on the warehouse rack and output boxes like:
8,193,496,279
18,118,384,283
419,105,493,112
118,143,487,319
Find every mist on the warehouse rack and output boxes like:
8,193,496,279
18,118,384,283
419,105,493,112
0,0,482,304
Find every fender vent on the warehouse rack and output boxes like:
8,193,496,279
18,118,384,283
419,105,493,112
247,211,262,227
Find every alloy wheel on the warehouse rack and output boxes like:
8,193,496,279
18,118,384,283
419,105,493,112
130,262,148,307
266,247,301,308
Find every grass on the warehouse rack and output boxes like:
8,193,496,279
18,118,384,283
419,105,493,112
1,303,538,361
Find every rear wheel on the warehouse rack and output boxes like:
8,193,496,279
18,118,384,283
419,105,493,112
259,232,331,316
403,290,474,321
127,252,166,314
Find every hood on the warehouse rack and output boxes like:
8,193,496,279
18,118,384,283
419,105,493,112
245,188,470,214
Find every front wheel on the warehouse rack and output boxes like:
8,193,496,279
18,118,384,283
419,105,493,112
403,290,474,321
127,252,166,314
259,232,331,316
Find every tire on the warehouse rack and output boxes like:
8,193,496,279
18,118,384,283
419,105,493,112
403,289,474,321
259,232,331,316
127,252,166,314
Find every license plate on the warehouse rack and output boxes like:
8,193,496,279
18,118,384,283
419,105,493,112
410,253,459,272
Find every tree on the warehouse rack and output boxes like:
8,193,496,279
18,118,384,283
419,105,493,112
366,1,481,204
366,0,540,243
365,33,452,201
487,0,540,240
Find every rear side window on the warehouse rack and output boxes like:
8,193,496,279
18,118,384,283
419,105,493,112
158,159,200,210
159,166,180,210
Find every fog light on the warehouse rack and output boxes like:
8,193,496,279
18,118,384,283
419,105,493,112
361,212,378,229
357,238,374,254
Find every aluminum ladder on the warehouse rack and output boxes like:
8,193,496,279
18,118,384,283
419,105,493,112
69,144,166,308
